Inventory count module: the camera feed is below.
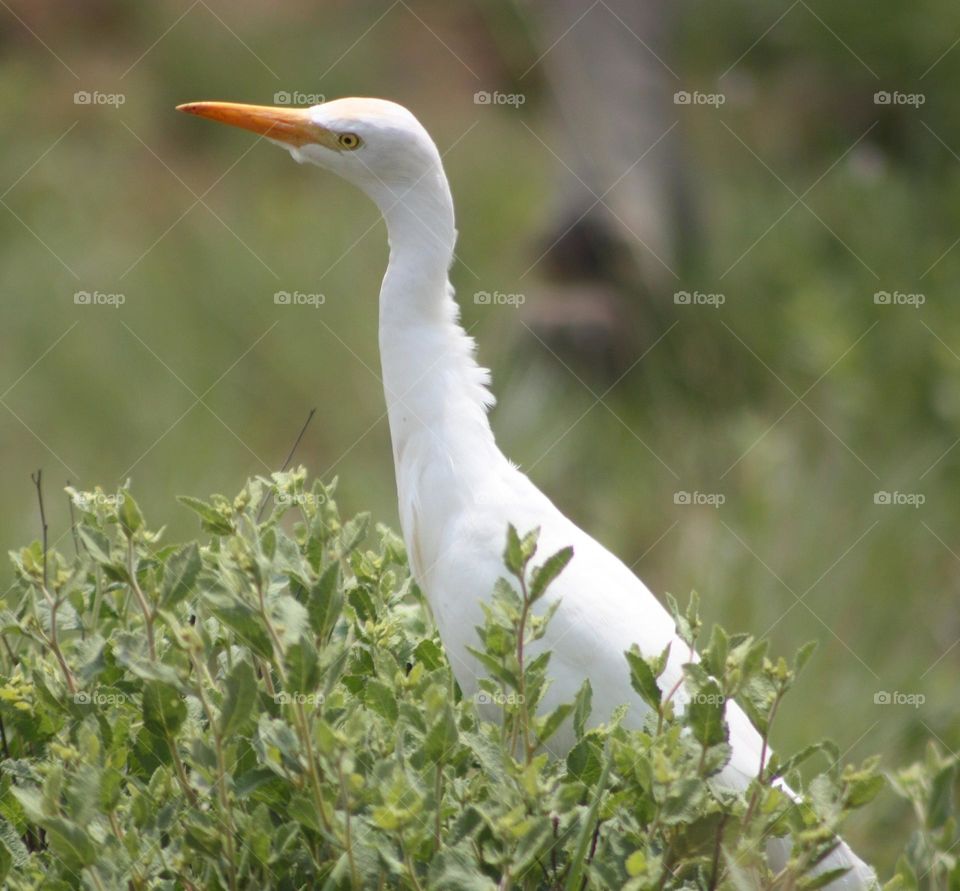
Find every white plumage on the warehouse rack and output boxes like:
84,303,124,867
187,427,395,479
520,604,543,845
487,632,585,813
179,96,876,888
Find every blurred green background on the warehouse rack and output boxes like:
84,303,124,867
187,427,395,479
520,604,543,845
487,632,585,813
1,0,958,867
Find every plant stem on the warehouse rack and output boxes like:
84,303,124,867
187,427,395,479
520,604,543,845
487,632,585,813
403,849,425,891
433,762,443,853
708,813,728,891
338,757,360,890
191,655,239,891
127,539,155,659
515,564,532,762
40,584,77,695
743,690,783,827
257,580,333,834
30,471,48,591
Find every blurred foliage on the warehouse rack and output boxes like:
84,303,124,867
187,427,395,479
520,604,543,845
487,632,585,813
0,0,958,873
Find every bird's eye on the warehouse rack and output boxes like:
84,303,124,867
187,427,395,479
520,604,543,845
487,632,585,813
338,132,362,150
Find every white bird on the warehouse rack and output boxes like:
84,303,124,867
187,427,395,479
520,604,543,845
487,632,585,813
178,97,876,887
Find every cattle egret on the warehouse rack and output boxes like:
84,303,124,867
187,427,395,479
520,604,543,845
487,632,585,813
178,97,876,887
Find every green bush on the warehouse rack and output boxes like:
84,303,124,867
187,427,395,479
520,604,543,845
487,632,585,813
0,470,955,889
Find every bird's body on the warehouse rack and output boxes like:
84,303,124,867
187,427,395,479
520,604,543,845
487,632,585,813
179,96,876,888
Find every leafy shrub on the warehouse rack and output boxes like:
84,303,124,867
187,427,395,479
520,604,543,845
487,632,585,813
0,470,955,889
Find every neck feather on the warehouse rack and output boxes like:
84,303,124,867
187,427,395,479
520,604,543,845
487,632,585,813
375,166,500,479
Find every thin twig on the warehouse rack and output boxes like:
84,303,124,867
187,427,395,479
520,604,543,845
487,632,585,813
30,471,48,591
65,479,80,557
256,408,317,522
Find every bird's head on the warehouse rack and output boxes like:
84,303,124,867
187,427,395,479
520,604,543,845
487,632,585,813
177,97,442,206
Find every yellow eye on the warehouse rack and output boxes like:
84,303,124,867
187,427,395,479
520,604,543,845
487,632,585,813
338,132,361,150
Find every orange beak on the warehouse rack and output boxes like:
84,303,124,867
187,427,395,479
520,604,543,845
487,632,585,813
176,101,333,148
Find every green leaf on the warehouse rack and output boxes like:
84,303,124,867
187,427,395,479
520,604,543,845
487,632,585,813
519,528,540,563
504,524,524,575
687,677,728,749
529,545,573,602
413,638,444,671
113,630,184,689
118,490,143,538
0,818,28,868
160,543,201,609
567,738,604,784
565,743,613,891
220,659,258,739
142,682,186,738
536,703,573,748
177,495,233,535
364,679,398,724
424,688,458,762
793,640,818,677
339,512,370,555
428,845,497,891
77,526,118,571
42,817,96,868
203,592,274,660
625,646,662,711
927,762,957,830
307,562,342,641
802,868,857,890
573,679,593,740
285,636,321,702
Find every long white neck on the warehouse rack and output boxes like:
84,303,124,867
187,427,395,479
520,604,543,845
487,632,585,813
372,164,504,577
